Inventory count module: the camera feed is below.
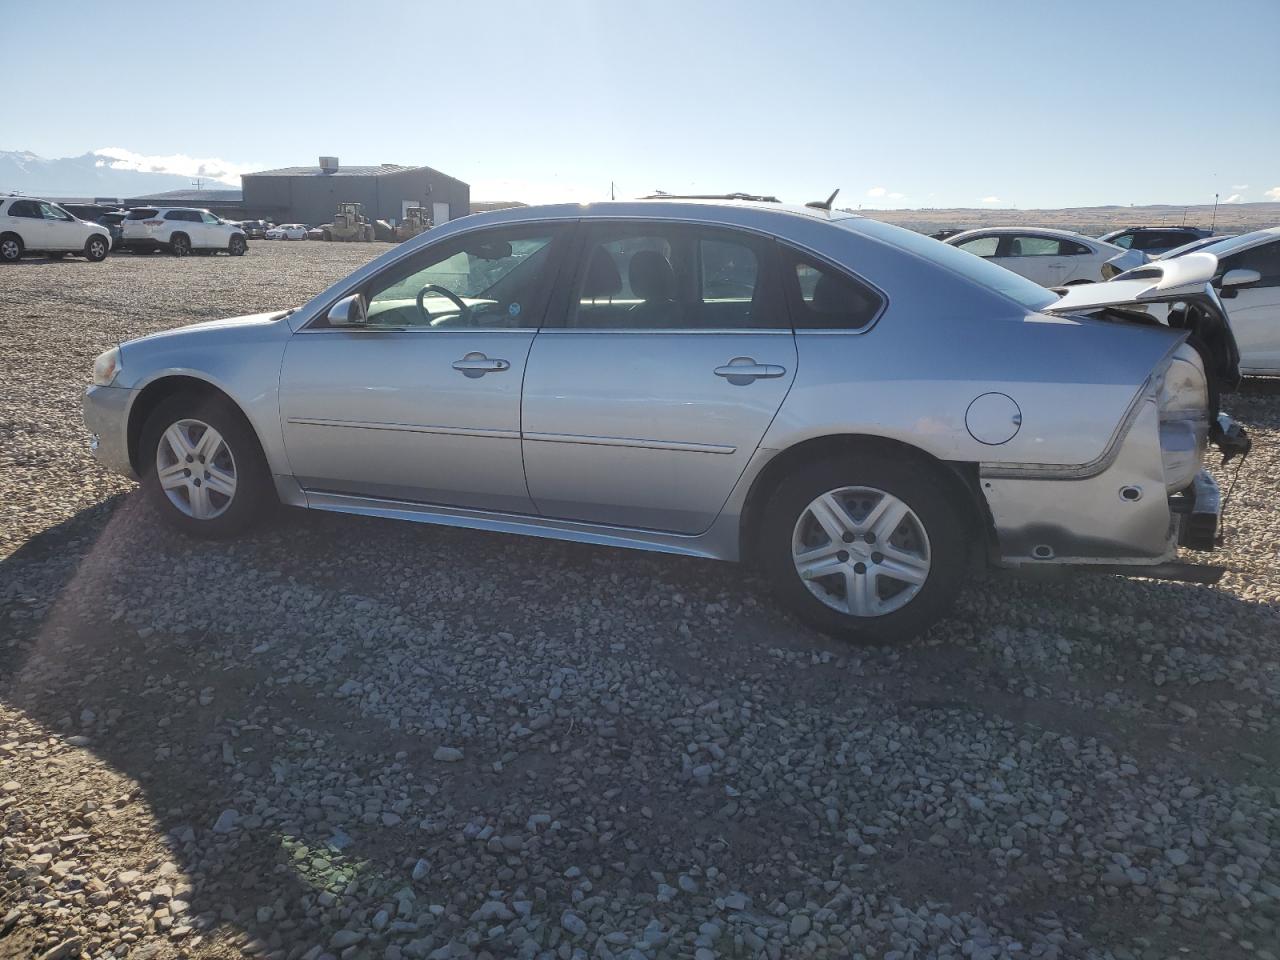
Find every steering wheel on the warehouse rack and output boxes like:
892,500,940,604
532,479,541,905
416,284,473,326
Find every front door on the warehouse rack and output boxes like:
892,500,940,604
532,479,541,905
279,223,571,511
39,202,82,250
1222,238,1280,374
521,221,797,534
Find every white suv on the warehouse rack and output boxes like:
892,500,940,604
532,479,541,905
0,197,112,263
122,207,248,257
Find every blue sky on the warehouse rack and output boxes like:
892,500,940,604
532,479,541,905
8,0,1279,207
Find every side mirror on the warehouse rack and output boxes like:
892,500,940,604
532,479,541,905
326,293,367,327
1219,268,1260,299
1222,268,1260,288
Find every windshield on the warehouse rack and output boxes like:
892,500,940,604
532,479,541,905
849,218,1059,311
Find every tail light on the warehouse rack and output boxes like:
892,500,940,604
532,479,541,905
1156,344,1209,493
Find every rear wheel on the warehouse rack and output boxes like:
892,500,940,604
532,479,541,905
0,235,22,262
228,234,247,256
758,455,968,643
84,236,109,262
140,393,274,538
169,233,191,257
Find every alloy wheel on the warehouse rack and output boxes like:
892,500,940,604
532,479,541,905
155,419,237,519
791,486,931,617
0,239,19,261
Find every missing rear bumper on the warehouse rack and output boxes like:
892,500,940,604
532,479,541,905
1171,470,1221,552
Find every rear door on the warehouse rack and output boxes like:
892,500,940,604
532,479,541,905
520,221,796,534
999,234,1068,285
6,200,49,247
1221,239,1280,374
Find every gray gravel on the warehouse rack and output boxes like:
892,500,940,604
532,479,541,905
2,242,1278,960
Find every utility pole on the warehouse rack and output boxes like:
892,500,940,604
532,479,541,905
610,181,615,201
1211,193,1219,231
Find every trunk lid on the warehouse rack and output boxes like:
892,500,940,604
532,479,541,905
1042,252,1240,391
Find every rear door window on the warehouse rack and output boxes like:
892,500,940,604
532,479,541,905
7,200,42,218
566,223,784,330
1008,236,1062,256
781,249,884,330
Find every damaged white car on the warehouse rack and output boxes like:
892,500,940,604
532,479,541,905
82,198,1249,642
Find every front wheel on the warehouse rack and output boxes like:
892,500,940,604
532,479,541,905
84,236,109,261
758,456,968,643
140,393,274,538
228,235,247,256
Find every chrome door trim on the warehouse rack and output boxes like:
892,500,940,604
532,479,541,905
302,490,723,559
285,417,520,441
523,431,737,455
534,327,790,335
294,327,536,336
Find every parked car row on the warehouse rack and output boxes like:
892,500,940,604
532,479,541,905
0,196,250,262
940,220,1280,376
82,196,1256,643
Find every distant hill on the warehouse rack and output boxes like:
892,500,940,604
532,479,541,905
854,202,1280,236
0,150,208,198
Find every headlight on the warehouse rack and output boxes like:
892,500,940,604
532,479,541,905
92,346,121,386
1156,345,1209,493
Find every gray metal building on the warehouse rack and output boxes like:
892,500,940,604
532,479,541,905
241,157,469,226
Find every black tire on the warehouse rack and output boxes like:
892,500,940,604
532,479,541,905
169,233,191,257
84,235,109,262
139,392,274,539
1,234,25,262
758,455,968,643
228,234,247,256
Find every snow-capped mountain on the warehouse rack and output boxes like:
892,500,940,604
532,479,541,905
1,150,235,198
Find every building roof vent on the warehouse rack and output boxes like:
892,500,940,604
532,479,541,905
319,156,339,174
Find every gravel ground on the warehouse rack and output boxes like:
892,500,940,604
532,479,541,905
1,241,1278,960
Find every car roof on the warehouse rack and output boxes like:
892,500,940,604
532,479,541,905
1192,226,1280,257
944,226,1096,242
462,198,859,229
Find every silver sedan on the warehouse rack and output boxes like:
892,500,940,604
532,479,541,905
82,199,1248,642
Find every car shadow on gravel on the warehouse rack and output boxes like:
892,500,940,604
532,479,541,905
3,493,1280,957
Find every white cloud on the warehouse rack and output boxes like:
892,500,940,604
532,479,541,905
1232,184,1249,190
1224,194,1244,204
1265,186,1280,202
980,196,1001,204
888,192,905,200
866,186,888,198
92,147,257,186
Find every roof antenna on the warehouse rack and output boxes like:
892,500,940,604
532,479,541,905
806,188,840,211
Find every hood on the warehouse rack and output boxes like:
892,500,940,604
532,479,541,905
1043,252,1240,391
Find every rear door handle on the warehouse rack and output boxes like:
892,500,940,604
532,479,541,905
452,352,511,378
714,357,787,383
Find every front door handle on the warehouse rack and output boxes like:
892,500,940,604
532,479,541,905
452,352,511,378
714,357,787,384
